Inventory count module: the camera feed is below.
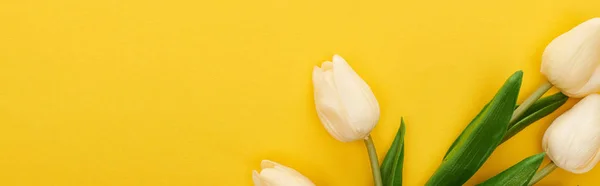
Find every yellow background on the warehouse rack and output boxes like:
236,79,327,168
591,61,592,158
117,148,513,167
0,0,599,185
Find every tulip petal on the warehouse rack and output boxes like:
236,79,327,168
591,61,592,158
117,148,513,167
312,55,381,142
331,55,380,139
542,18,600,97
257,160,315,186
313,66,355,142
262,160,307,181
261,159,278,169
573,66,600,97
252,170,265,186
260,168,296,185
321,61,333,70
544,94,600,173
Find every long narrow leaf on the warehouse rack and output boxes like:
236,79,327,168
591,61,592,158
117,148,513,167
502,93,567,143
477,153,545,186
426,71,522,185
381,118,406,186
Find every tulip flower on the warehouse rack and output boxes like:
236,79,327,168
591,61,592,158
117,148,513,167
528,19,600,184
541,18,600,98
252,160,315,186
312,54,380,142
508,18,600,144
312,55,383,186
542,94,600,174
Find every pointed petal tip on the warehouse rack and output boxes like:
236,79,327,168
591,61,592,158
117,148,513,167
252,170,263,186
260,160,278,169
332,54,346,63
312,66,321,75
321,61,333,70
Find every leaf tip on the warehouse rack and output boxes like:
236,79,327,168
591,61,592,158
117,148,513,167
510,70,524,81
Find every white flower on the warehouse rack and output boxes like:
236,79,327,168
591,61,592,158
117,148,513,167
541,18,600,98
312,54,380,142
543,94,600,173
252,160,315,186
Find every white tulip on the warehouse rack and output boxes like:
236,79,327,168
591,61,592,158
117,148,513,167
312,54,380,142
542,94,600,173
252,160,315,186
541,18,600,98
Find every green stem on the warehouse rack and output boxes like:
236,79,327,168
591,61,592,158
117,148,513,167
501,81,554,143
528,161,557,185
510,81,553,124
364,135,383,186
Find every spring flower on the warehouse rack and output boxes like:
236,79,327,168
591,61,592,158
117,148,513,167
542,94,600,173
252,160,315,186
312,54,380,142
541,18,600,98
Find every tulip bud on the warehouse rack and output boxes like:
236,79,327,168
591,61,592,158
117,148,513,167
312,54,380,142
252,160,315,186
542,94,600,174
541,18,600,98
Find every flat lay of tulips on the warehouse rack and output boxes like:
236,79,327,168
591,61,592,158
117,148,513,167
252,18,600,186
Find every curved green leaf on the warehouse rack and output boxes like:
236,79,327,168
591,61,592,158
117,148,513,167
381,118,406,186
442,104,490,159
502,93,567,143
426,71,522,186
477,153,545,186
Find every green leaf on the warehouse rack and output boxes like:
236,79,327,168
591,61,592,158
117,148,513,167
502,92,568,143
477,153,545,186
442,104,490,159
381,118,406,186
426,71,522,186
